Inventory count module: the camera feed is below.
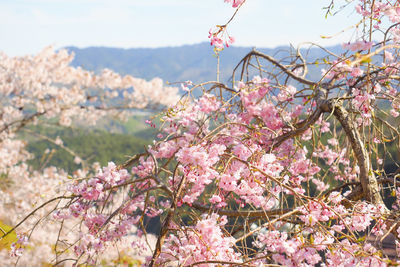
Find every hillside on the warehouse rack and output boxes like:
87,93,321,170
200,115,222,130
67,43,343,84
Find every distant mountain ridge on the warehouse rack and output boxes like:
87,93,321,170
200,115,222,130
66,43,343,84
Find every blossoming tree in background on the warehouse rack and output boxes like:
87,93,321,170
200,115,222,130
3,0,400,266
0,47,178,265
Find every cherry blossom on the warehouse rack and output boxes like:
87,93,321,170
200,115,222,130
3,0,400,266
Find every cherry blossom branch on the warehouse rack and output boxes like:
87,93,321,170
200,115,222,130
97,185,162,233
234,50,317,86
235,208,302,244
0,195,76,240
269,108,323,151
325,100,386,206
0,111,45,135
191,202,295,218
149,163,186,266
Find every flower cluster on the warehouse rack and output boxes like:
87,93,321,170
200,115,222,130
157,214,241,266
208,27,235,50
224,0,245,8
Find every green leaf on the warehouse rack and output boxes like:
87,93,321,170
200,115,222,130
357,235,366,243
361,56,372,64
0,220,17,250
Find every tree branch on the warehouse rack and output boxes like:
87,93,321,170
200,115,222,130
325,100,385,206
191,202,294,218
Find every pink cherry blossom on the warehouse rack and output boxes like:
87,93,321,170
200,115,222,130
224,0,245,8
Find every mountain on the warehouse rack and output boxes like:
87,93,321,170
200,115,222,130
66,43,344,85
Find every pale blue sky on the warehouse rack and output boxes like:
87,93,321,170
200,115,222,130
0,0,359,56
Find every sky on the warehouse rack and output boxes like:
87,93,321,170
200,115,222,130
0,0,360,56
